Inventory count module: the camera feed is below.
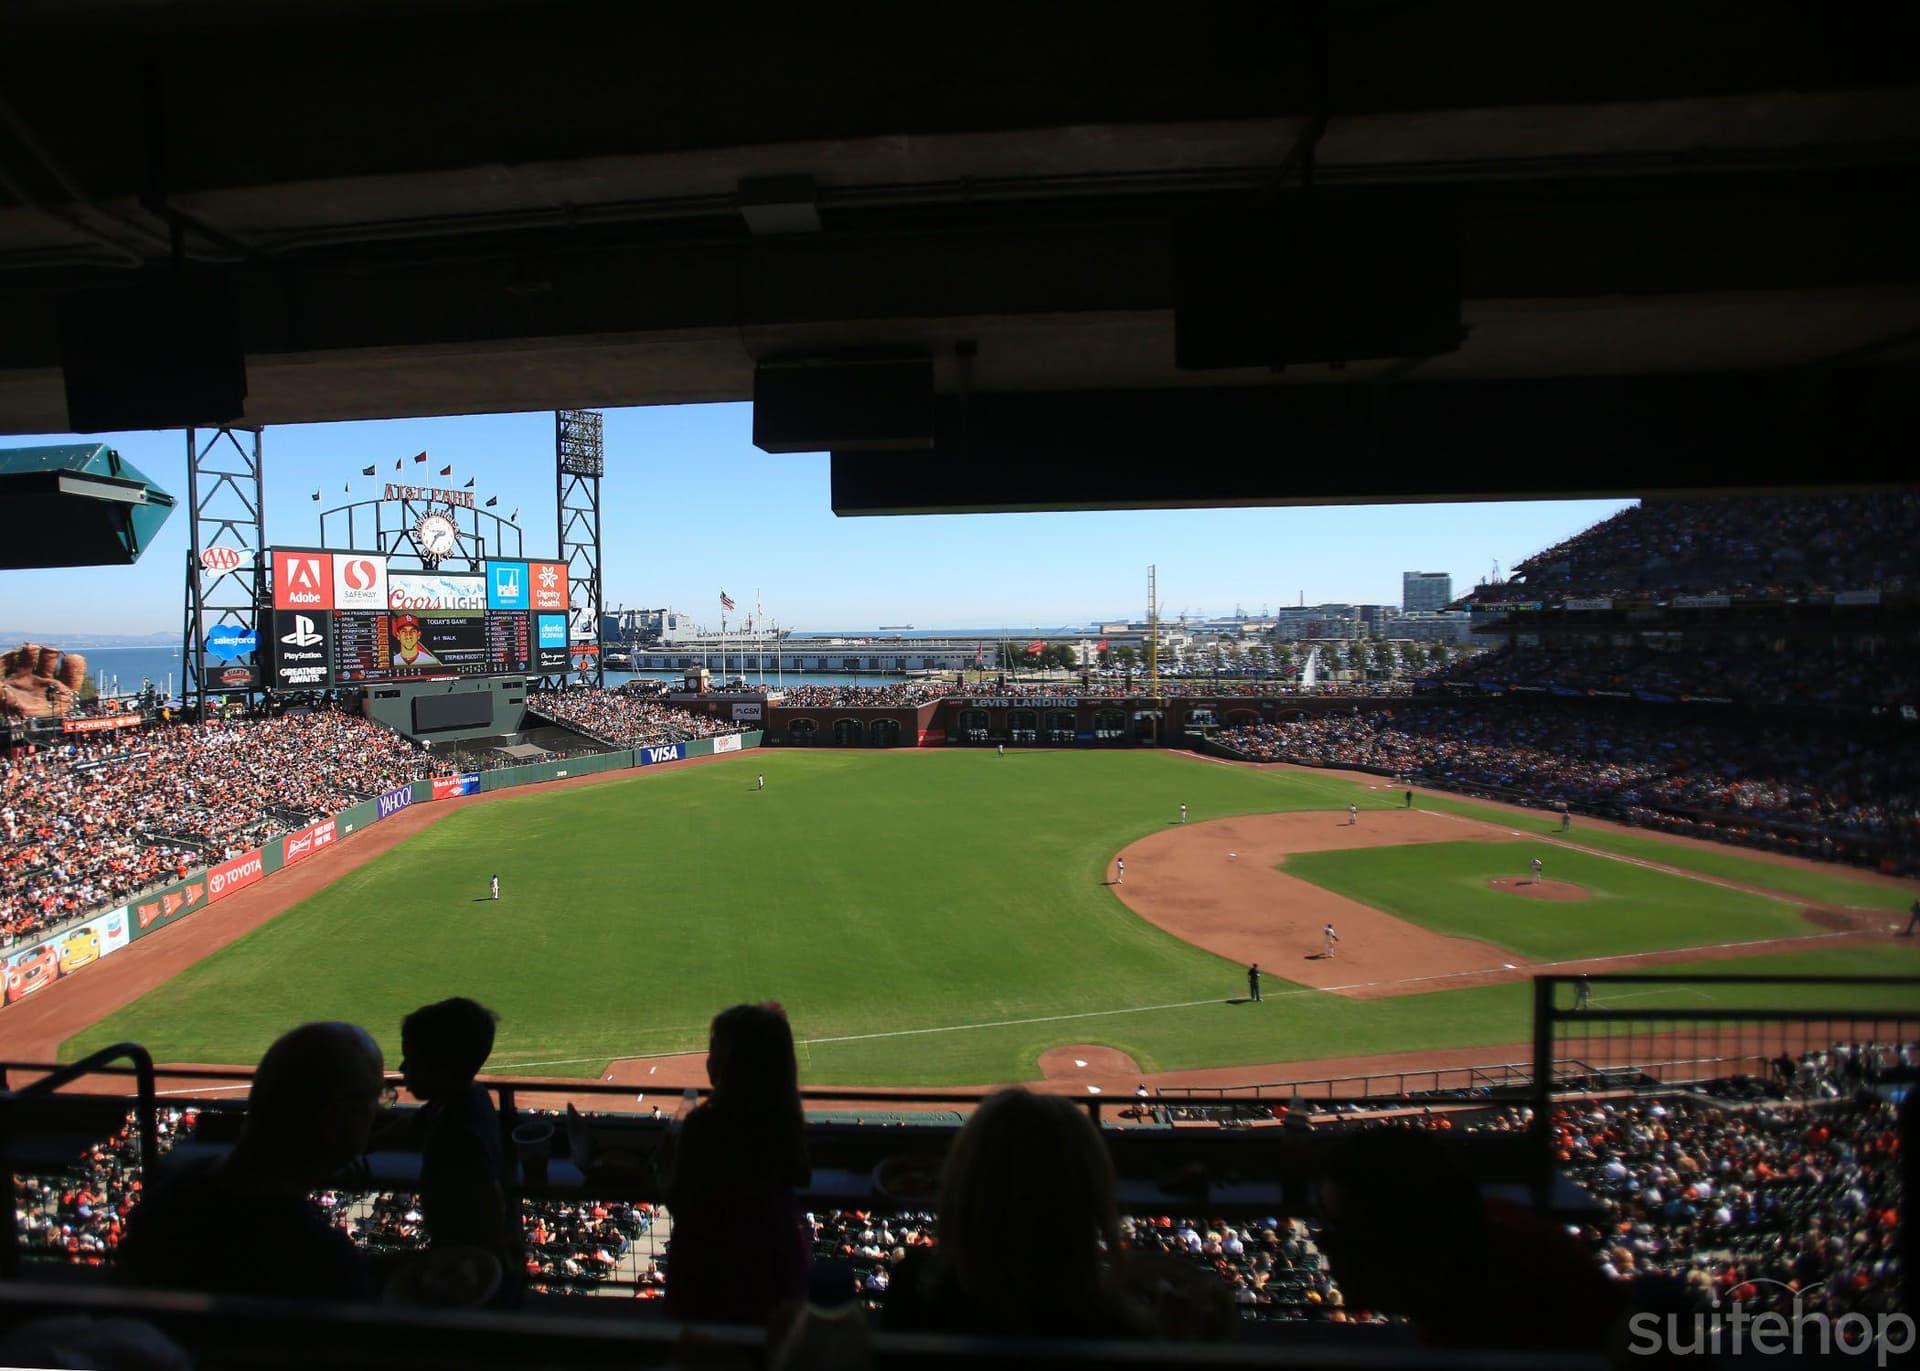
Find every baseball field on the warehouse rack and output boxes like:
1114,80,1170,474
53,750,1920,1087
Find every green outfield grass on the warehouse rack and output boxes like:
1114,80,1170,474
1415,793,1916,913
61,751,1920,1084
1279,841,1809,961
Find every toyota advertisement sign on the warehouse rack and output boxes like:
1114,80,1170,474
208,850,266,902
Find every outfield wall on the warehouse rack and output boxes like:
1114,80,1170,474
0,730,762,1011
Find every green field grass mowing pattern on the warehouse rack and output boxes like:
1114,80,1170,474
61,752,1920,1085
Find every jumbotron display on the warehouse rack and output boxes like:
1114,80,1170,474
266,548,575,689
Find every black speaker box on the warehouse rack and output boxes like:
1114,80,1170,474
753,358,934,453
58,276,247,432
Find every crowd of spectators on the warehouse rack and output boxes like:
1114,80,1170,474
1473,492,1920,603
1,707,431,946
1215,700,1919,870
526,690,747,750
774,681,955,709
1439,639,1920,714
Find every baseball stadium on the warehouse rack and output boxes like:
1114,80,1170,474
3,7,1919,1368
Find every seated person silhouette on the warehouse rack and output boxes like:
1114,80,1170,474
119,1022,384,1301
399,996,518,1305
659,1003,813,1324
887,1088,1158,1338
1321,1125,1624,1352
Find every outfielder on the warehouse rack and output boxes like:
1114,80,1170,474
1180,804,1188,824
1322,922,1340,959
1575,976,1591,1011
1530,858,1543,884
1115,857,1125,885
757,774,765,791
490,873,500,901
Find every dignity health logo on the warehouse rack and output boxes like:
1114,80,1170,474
1628,1280,1913,1365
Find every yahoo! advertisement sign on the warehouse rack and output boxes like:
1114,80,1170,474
377,784,415,819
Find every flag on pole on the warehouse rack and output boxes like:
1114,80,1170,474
485,496,498,507
439,464,453,476
310,489,320,501
509,507,519,521
720,591,736,612
1026,641,1044,655
464,477,475,489
361,464,376,476
413,452,428,464
1098,639,1110,651
342,482,349,493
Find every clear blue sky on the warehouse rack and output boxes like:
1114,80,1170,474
1,404,1635,636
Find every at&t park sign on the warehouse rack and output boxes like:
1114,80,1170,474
385,483,475,509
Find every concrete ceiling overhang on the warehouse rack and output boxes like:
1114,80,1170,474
0,0,1914,507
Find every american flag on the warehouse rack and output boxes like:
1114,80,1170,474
720,591,736,612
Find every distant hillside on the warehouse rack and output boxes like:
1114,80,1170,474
0,631,176,648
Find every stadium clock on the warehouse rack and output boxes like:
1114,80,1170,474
415,512,458,564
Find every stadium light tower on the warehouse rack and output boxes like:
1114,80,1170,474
181,427,266,722
555,410,606,688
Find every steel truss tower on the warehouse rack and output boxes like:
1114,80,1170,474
181,427,266,721
555,409,607,689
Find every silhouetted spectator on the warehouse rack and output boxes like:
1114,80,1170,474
887,1088,1153,1338
661,1003,813,1324
1321,1125,1623,1351
119,1022,384,1301
399,996,518,1304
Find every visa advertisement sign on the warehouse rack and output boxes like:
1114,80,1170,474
637,741,686,767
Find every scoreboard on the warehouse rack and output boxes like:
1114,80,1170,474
265,548,577,690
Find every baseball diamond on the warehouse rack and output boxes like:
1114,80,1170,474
24,748,1920,1090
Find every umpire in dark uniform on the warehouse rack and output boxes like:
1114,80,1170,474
1247,963,1262,1003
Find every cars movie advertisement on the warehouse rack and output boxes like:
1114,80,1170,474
273,550,333,610
280,817,339,867
5,941,61,1004
208,849,267,902
56,905,129,974
132,876,209,937
431,774,482,801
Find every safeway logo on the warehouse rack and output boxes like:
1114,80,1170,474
200,546,245,573
333,554,387,610
281,615,324,648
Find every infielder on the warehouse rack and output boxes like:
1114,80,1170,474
1530,858,1544,884
1574,976,1591,1011
490,874,500,901
1322,922,1340,958
1115,857,1125,885
1247,963,1262,1003
1559,804,1572,834
1180,804,1188,824
1348,804,1358,826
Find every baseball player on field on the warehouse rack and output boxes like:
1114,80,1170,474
1530,858,1543,884
1348,804,1358,826
1323,922,1340,959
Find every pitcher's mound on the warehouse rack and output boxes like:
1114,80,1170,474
1038,1045,1142,1079
1488,877,1589,901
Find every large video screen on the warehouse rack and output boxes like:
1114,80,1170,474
265,549,572,690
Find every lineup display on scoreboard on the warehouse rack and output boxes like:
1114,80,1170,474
268,549,573,689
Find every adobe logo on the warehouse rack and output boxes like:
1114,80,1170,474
274,551,334,610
